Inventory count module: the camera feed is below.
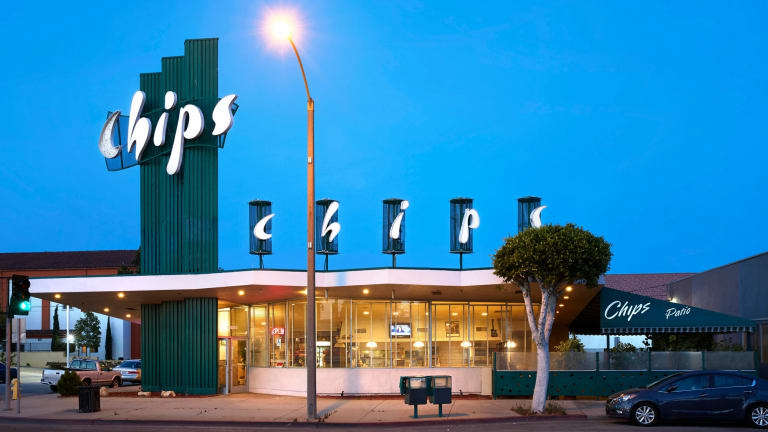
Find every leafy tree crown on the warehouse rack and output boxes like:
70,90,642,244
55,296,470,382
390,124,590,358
493,223,612,290
74,312,102,352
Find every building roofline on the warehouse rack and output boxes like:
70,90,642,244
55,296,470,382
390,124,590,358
668,251,768,284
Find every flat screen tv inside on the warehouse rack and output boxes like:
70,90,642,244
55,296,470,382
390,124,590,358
391,324,411,337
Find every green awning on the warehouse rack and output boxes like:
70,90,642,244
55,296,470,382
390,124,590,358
570,287,755,335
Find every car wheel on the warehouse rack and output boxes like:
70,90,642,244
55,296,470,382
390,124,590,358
632,403,658,426
110,377,120,388
82,379,91,386
749,404,768,428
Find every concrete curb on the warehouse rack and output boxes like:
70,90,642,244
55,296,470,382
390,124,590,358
0,414,588,428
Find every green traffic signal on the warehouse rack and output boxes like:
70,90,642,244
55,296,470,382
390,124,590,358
9,274,31,317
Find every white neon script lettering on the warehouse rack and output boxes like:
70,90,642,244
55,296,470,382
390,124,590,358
665,306,691,319
604,300,651,322
389,200,409,240
253,213,275,241
100,91,238,175
458,208,480,244
126,91,152,161
321,201,341,242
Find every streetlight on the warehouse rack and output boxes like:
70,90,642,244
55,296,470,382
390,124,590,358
265,12,317,420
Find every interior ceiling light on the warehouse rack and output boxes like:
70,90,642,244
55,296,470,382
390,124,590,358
366,341,377,348
54,294,62,299
238,289,245,296
563,296,569,299
104,307,110,313
117,292,125,298
460,341,472,348
362,288,370,295
413,341,425,348
565,286,573,292
125,313,132,318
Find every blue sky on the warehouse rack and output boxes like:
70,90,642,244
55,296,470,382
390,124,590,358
1,1,766,273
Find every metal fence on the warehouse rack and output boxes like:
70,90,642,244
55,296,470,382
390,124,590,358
495,351,756,372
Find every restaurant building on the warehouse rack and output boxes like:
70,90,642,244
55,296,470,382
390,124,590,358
18,38,764,397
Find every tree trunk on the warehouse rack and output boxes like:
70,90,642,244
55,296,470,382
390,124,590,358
532,341,550,413
524,286,558,414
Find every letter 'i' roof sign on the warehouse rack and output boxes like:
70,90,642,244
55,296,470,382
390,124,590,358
99,91,238,174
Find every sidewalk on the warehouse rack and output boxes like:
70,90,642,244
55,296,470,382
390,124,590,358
0,391,602,425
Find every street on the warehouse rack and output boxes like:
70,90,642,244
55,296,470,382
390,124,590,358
0,368,50,399
0,416,752,431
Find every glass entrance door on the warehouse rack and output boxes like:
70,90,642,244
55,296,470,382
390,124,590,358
229,338,247,393
218,339,228,394
218,338,248,394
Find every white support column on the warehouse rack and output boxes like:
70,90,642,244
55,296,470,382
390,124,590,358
66,306,70,366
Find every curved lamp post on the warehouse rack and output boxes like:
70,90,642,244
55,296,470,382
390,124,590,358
266,16,317,419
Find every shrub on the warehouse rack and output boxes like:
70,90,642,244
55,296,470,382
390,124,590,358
511,401,566,415
57,370,83,396
555,335,585,352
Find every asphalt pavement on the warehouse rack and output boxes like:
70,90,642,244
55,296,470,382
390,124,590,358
0,417,752,431
0,368,50,400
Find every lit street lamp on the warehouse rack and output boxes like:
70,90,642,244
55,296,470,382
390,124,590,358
265,12,317,419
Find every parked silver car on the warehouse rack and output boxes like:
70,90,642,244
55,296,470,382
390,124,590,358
113,360,141,384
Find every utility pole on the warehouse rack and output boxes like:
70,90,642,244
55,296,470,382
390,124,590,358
4,276,11,411
16,321,20,413
4,317,10,411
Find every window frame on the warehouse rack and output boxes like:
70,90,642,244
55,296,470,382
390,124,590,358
710,373,756,389
666,374,711,392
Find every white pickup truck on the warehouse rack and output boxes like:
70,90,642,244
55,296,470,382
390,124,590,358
42,358,122,392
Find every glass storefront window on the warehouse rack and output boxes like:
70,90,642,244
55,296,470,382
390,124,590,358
471,305,490,366
230,306,248,337
218,306,248,338
391,302,427,367
432,303,469,367
290,302,306,367
250,305,268,367
331,300,351,368
352,302,390,367
244,299,538,369
317,301,332,368
218,308,230,338
269,303,288,367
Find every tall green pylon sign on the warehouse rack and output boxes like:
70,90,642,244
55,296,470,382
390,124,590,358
98,39,237,395
98,39,238,275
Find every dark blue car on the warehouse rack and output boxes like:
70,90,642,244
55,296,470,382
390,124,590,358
607,371,768,427
0,362,18,384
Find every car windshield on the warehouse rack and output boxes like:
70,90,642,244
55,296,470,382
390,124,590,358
646,373,684,389
118,361,135,368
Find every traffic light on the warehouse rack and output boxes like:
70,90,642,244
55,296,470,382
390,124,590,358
9,275,31,317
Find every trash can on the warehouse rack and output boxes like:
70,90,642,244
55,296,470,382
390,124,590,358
427,375,452,417
78,385,101,413
400,376,427,418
